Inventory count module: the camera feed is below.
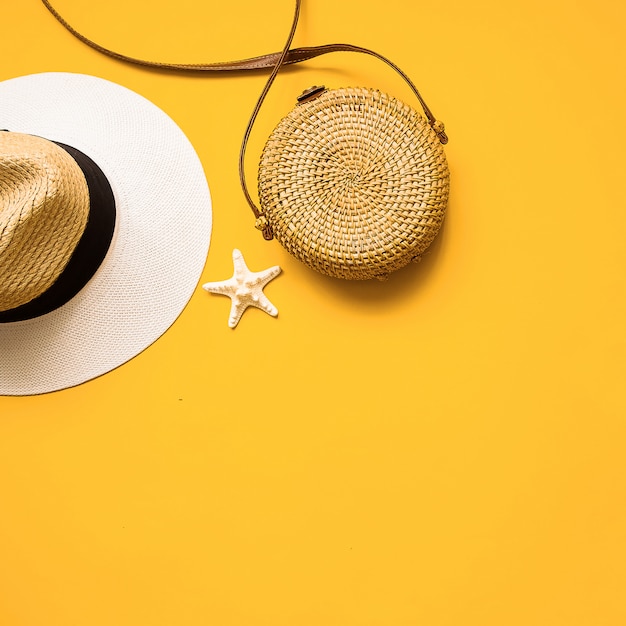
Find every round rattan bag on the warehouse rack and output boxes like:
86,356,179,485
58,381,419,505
258,87,450,280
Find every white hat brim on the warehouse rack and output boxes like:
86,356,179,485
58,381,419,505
0,73,212,395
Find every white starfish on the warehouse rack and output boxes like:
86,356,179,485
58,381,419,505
202,249,282,328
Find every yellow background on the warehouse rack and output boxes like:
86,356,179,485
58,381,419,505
1,0,625,624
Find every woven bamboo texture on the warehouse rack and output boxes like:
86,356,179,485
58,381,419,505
0,133,89,311
258,87,450,280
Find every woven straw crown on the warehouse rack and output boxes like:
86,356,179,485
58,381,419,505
0,132,90,311
259,87,450,280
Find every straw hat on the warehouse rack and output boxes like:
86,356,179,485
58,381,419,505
0,73,212,395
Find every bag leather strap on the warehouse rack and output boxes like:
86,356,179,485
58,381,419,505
41,0,447,240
